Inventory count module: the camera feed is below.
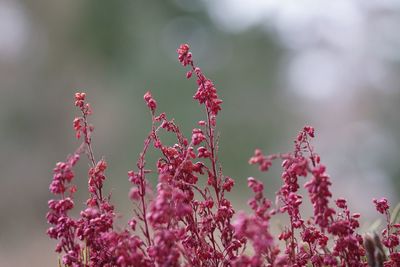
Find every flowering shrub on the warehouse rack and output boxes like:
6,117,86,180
47,44,400,267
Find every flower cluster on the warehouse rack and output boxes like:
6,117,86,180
47,44,400,266
248,128,364,266
47,152,81,265
371,198,400,265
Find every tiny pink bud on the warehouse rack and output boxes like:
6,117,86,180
143,91,152,102
143,91,157,111
304,125,315,138
129,188,141,201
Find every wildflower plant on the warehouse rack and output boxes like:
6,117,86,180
47,44,400,266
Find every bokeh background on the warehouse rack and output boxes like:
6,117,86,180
1,0,400,266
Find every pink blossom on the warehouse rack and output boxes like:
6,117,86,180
47,43,400,267
374,198,390,214
143,91,157,112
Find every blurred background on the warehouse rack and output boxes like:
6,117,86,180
1,0,400,265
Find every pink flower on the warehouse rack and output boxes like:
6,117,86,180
74,92,86,107
177,43,193,66
143,91,157,112
249,149,273,172
247,177,264,193
373,198,390,214
223,176,235,192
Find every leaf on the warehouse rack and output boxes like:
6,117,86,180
368,219,382,232
390,202,400,224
